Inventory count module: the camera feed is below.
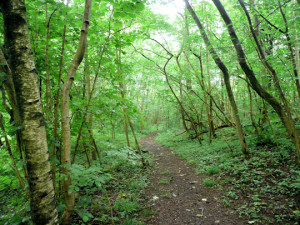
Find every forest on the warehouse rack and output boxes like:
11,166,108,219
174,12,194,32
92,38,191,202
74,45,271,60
0,0,299,224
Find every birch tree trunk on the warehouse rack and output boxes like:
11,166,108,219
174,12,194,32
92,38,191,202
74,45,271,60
0,0,58,224
61,0,92,224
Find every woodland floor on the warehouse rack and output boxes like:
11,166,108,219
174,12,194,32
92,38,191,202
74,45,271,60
140,134,248,225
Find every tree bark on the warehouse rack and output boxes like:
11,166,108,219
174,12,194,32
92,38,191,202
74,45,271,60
0,0,58,224
61,0,92,224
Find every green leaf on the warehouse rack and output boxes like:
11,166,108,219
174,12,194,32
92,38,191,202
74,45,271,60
83,215,89,222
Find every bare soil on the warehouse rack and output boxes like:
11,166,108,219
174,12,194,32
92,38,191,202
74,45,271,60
140,134,247,225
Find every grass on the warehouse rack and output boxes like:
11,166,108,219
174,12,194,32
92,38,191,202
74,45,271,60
158,179,170,184
203,178,216,187
155,126,300,224
161,170,170,175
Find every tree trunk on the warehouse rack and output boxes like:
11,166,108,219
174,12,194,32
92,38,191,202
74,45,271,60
61,0,92,224
215,0,300,164
117,48,131,147
52,0,68,194
84,46,97,160
45,3,50,121
184,0,249,155
176,55,189,132
293,0,300,97
0,113,25,190
0,0,58,224
277,0,300,101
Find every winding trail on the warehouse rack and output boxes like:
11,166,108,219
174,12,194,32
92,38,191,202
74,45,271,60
140,134,245,225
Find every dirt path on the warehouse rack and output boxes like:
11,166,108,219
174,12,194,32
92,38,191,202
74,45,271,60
140,134,245,225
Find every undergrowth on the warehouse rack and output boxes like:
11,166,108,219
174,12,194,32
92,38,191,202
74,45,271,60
0,131,150,225
156,127,300,224
69,131,151,225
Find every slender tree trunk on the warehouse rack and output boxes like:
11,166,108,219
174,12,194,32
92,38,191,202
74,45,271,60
293,0,300,95
117,48,130,147
247,80,260,140
86,125,102,166
195,51,214,143
218,0,300,164
205,13,215,141
45,3,50,121
52,0,68,194
0,0,58,224
61,1,92,224
72,46,106,164
164,55,203,145
140,88,145,132
84,46,97,160
0,113,25,189
127,117,146,166
184,0,249,155
176,55,189,132
0,49,28,180
277,0,300,100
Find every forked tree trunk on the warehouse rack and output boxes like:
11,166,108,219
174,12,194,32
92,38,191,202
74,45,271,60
0,0,58,224
61,0,92,224
184,0,249,155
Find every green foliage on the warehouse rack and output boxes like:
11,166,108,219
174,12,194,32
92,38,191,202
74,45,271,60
203,178,216,187
114,198,139,216
68,164,112,193
206,166,221,175
158,179,170,184
1,0,300,223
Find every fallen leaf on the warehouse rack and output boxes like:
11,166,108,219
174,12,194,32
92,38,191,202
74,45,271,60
196,214,203,217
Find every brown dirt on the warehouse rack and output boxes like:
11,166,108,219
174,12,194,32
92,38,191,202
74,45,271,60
140,134,247,225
